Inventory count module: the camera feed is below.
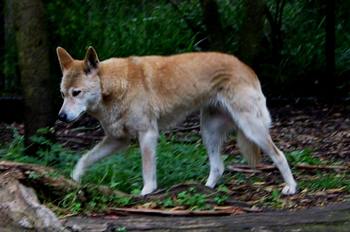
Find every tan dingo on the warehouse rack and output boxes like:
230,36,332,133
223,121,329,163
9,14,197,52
57,46,297,195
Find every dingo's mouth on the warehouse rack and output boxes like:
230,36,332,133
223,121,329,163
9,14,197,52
58,111,85,123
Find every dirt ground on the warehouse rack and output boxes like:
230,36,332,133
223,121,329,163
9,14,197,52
1,99,350,211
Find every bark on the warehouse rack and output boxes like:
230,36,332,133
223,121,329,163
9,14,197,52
199,0,226,52
13,0,55,155
0,172,69,231
3,0,20,94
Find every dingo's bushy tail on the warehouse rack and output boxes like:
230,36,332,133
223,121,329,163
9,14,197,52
237,129,260,167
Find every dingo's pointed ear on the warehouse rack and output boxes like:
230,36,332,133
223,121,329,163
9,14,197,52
83,46,100,75
57,47,74,71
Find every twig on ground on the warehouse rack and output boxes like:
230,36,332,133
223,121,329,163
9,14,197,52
227,164,349,173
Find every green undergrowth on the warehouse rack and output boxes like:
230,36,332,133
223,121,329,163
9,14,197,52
287,149,350,191
84,134,212,193
0,127,236,194
0,126,349,213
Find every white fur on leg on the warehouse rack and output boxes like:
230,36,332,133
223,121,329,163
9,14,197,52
273,149,297,195
71,136,129,183
201,108,228,189
259,145,297,195
139,128,159,196
205,158,225,188
71,155,89,182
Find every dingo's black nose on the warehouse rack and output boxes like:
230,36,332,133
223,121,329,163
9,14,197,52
58,113,67,122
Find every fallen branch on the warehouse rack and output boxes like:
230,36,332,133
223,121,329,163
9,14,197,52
227,166,262,173
109,206,249,216
293,164,349,170
227,164,349,173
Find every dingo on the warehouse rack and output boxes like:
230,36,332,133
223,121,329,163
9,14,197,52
57,46,297,195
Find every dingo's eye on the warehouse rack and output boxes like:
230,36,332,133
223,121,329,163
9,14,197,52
72,90,81,97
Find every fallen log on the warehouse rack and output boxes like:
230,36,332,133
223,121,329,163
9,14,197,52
63,202,350,232
0,160,130,204
0,172,69,231
2,160,350,231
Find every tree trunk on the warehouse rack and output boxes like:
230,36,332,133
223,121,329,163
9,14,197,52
199,0,226,52
3,0,20,95
237,0,266,70
13,0,55,155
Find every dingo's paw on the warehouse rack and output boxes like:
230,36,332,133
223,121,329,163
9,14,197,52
141,184,157,196
71,169,83,183
282,184,297,195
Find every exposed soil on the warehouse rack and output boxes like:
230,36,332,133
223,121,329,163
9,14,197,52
1,99,349,211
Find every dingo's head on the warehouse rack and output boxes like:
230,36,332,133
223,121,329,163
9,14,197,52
57,46,102,122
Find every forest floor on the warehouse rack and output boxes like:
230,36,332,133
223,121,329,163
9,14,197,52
1,99,350,212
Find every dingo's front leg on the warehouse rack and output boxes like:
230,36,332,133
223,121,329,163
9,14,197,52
138,129,159,195
72,136,129,182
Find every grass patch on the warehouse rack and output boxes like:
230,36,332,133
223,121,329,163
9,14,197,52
83,134,210,193
286,148,321,166
298,171,350,191
0,126,79,176
0,128,212,194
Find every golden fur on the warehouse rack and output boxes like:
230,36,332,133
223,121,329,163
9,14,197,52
57,46,297,195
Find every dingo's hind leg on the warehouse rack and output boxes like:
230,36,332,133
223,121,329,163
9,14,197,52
228,97,297,195
201,106,234,188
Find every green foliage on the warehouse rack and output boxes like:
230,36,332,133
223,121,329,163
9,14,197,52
256,189,284,209
110,195,133,207
83,133,209,193
45,0,197,59
0,127,211,195
287,148,321,165
59,192,83,214
146,186,229,210
0,127,79,176
2,0,350,96
214,194,228,205
298,171,350,191
0,125,26,159
116,227,127,232
28,172,40,179
1,125,349,213
176,187,209,210
260,189,280,203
